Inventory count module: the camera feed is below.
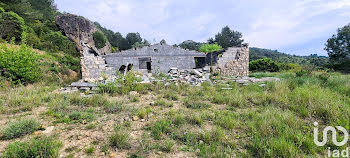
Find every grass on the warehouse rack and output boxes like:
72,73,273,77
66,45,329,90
153,99,173,107
84,145,95,155
1,118,40,139
1,136,62,158
159,138,175,153
183,96,211,109
1,71,349,157
109,125,131,149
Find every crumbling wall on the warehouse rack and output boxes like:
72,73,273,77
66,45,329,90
215,46,249,76
56,13,113,82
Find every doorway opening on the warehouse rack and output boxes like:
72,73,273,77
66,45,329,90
146,62,152,73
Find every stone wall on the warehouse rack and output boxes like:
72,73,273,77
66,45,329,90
215,46,249,76
104,43,206,73
56,13,113,82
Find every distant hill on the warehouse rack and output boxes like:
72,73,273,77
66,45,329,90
249,47,329,67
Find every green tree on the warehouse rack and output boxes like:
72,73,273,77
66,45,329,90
325,23,350,63
200,43,223,66
160,39,167,45
0,8,25,41
93,30,107,49
179,40,203,51
199,43,223,54
211,26,244,49
126,32,142,49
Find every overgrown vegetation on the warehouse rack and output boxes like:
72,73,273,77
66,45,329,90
0,43,41,84
1,118,40,139
0,71,349,157
1,136,62,158
93,30,107,49
0,1,80,85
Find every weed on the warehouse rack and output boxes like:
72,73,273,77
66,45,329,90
84,145,95,155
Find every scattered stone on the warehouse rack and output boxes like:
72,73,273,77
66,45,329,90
71,82,97,87
195,149,200,153
132,116,139,121
34,131,41,135
129,91,139,96
192,69,203,77
109,153,116,158
156,151,163,155
43,126,54,134
259,84,266,87
124,116,131,121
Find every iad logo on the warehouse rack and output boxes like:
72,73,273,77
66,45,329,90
313,122,348,146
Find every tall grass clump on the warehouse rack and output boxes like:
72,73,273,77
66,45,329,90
247,107,318,157
1,136,62,158
109,125,131,149
1,118,40,139
183,96,211,109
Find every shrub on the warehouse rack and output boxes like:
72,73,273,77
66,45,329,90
1,136,62,158
41,31,78,56
0,9,25,41
93,30,107,49
295,70,311,77
1,118,40,139
0,44,41,84
249,58,280,72
97,81,119,94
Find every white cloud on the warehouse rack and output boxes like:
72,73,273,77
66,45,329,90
55,0,350,55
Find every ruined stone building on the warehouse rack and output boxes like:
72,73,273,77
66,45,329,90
56,13,249,82
105,43,206,74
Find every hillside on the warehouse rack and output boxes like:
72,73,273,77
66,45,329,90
250,47,329,67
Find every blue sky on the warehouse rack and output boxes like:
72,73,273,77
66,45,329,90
55,0,350,56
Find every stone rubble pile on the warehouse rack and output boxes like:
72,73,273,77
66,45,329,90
57,67,281,94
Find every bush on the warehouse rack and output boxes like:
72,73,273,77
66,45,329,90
0,9,25,41
0,44,41,84
2,136,62,158
1,118,40,139
41,31,78,56
249,58,280,72
93,30,107,49
249,58,299,72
